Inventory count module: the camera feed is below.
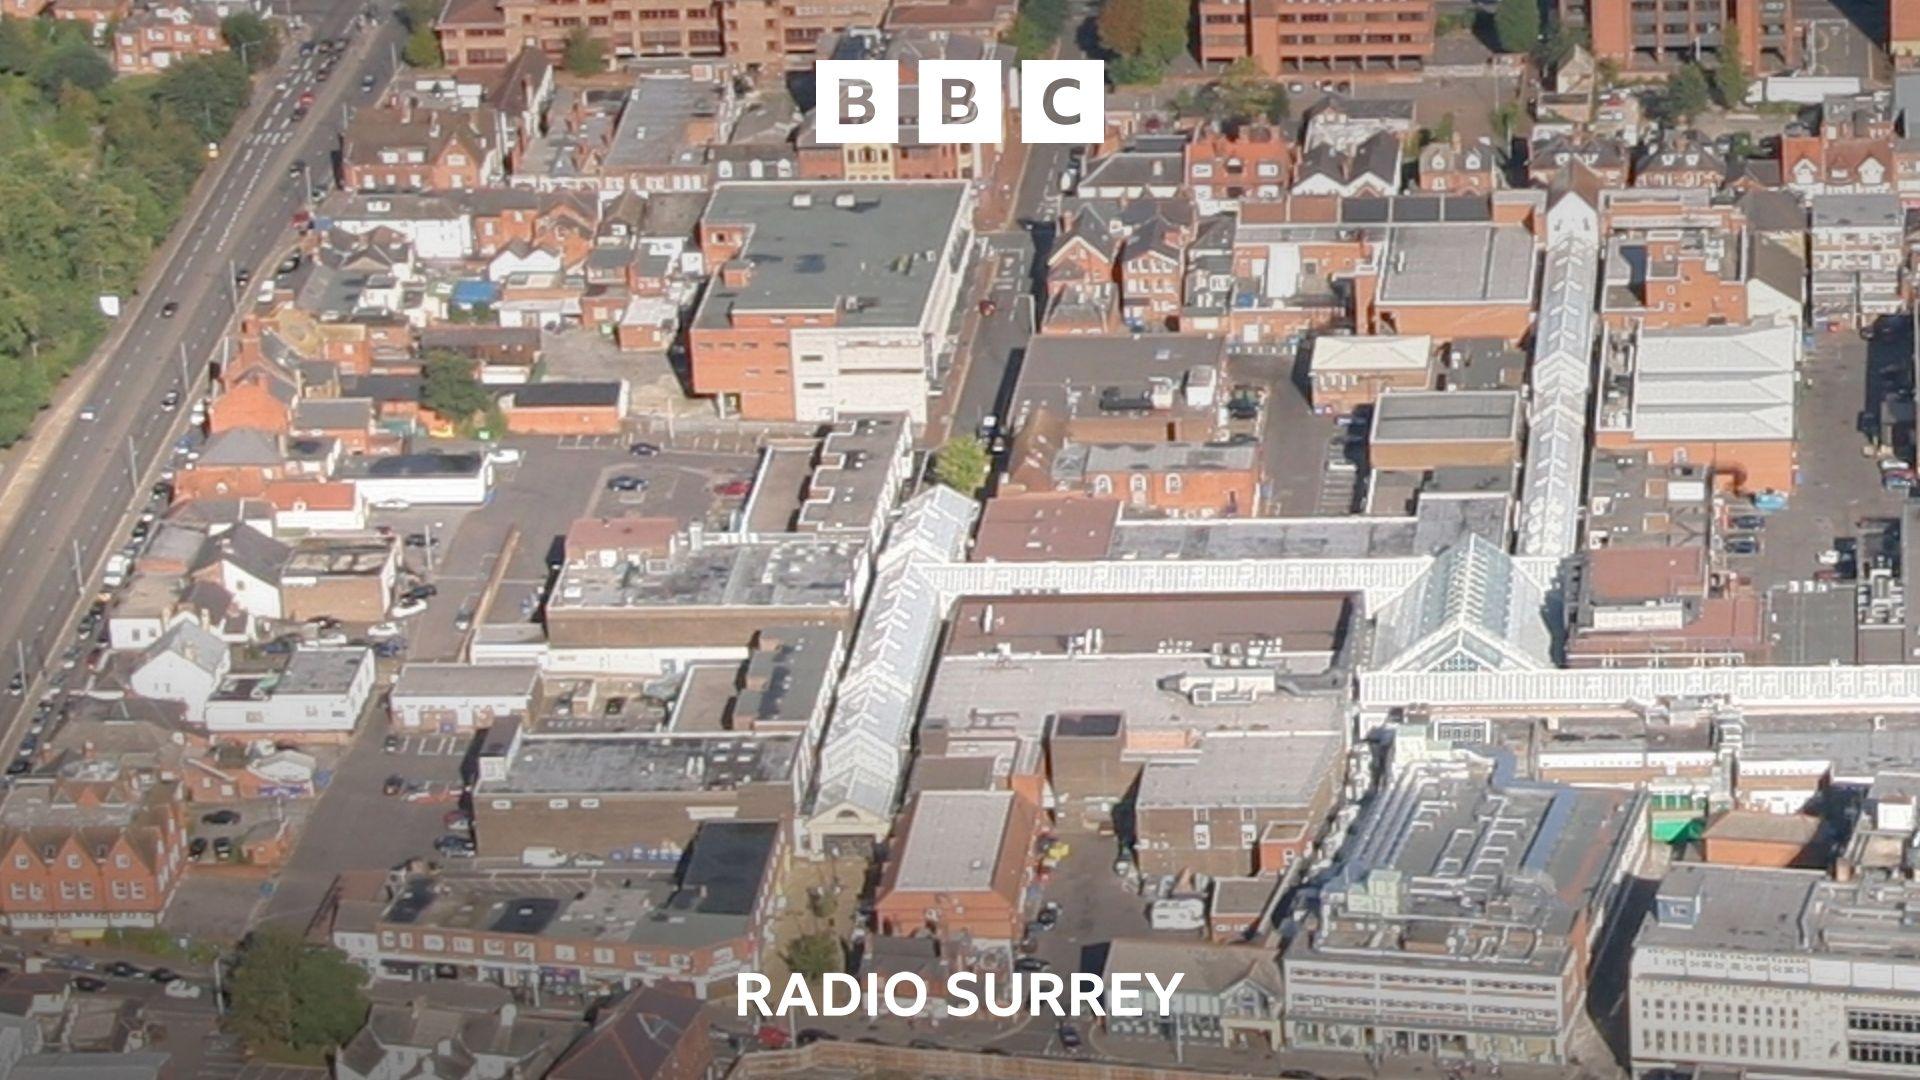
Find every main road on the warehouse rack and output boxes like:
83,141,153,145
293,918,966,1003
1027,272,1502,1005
0,0,404,739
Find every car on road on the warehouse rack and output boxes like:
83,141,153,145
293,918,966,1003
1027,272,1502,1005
628,442,659,457
104,962,143,979
384,734,403,752
400,584,437,602
978,297,997,316
288,161,305,179
277,252,302,275
366,622,403,640
71,976,106,993
1730,514,1766,530
434,834,476,858
201,809,240,826
77,406,97,422
147,967,177,983
163,979,203,1000
453,607,474,632
606,475,647,492
160,389,180,411
159,301,178,318
6,761,31,777
1014,956,1050,973
1034,904,1059,929
5,673,22,697
402,532,436,547
486,446,523,465
360,74,376,93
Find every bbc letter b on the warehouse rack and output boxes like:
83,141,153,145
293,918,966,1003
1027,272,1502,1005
1020,60,1103,144
817,60,900,145
917,60,1003,145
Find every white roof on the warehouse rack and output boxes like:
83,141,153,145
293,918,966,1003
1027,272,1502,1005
1311,334,1433,373
1631,321,1797,442
891,790,1014,892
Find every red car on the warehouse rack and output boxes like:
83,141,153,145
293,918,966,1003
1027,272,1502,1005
713,479,751,497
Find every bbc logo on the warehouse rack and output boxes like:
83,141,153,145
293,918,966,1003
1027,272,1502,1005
816,59,1104,146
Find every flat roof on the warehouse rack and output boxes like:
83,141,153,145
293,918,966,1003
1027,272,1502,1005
971,494,1120,562
275,649,369,695
551,535,863,611
695,182,967,329
1377,224,1536,305
481,735,797,795
392,663,539,700
1137,731,1343,809
947,593,1349,660
892,789,1013,892
1371,390,1523,443
1311,334,1433,373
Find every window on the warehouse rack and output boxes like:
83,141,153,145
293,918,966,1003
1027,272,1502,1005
1193,823,1211,849
1240,823,1258,847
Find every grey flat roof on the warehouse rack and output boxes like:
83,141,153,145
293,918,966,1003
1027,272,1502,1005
695,182,966,329
1108,516,1422,560
276,649,370,695
483,735,797,795
893,789,1013,892
1137,731,1343,808
1811,192,1903,228
551,535,862,610
392,663,539,700
1378,224,1536,305
1371,390,1523,443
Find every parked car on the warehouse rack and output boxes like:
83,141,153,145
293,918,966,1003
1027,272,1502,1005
188,838,207,859
1058,1024,1082,1050
1726,536,1762,556
366,622,403,640
163,979,203,1000
147,967,177,984
104,961,143,979
383,735,403,753
606,475,647,492
383,774,406,795
713,479,751,497
1729,514,1766,530
486,446,523,465
201,809,240,825
401,584,438,602
389,598,429,619
71,977,106,993
628,442,660,457
211,836,234,859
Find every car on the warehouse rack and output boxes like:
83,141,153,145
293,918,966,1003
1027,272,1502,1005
978,297,998,316
628,442,660,457
71,976,106,993
201,809,240,825
401,584,438,602
5,673,22,696
796,1029,836,1046
159,389,180,411
261,636,297,655
486,446,523,465
150,482,172,501
104,961,143,979
1885,471,1916,492
383,774,406,796
1035,906,1059,929
288,161,305,179
1730,514,1766,530
1014,956,1050,973
1727,537,1762,556
16,735,37,758
443,808,471,828
211,836,234,859
130,521,149,544
1057,1024,1082,1050
77,406,97,422
163,979,203,1000
160,301,178,318
389,598,429,619
606,475,647,492
5,760,30,777
360,74,376,92
402,532,436,548
375,639,406,659
366,622,404,640
147,967,177,983
434,834,475,857
277,253,302,275
1819,548,1845,567
188,837,207,858
713,479,751,497
373,498,412,511
384,734,403,753
454,608,474,632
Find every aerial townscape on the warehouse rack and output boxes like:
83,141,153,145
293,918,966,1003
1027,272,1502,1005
6,0,1920,1074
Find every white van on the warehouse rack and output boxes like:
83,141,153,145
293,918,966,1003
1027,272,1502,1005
521,846,569,868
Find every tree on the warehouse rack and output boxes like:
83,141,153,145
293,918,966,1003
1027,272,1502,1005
1660,62,1711,122
933,435,992,495
784,933,844,983
1714,26,1750,107
1419,111,1455,148
562,26,605,75
225,929,368,1056
1096,0,1186,69
1492,0,1541,55
403,24,442,68
32,41,111,96
222,12,281,72
1209,56,1289,125
154,54,251,142
421,351,493,427
1488,101,1520,146
1005,0,1067,61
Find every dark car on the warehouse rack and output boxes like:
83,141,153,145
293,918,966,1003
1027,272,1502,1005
401,584,438,602
628,442,660,457
6,760,31,777
233,268,250,288
1730,514,1766,530
375,639,405,659
1014,956,1050,973
796,1029,836,1046
434,834,475,857
71,976,106,993
384,735,403,753
105,961,143,979
1034,906,1059,929
4,673,20,696
189,838,207,858
361,74,376,92
1058,1023,1082,1050
211,836,234,859
277,253,301,275
160,301,179,318
147,967,177,983
201,809,240,826
261,636,297,655
150,482,172,502
1727,536,1762,556
383,774,406,796
606,475,646,492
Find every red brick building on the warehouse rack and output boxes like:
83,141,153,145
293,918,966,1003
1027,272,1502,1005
874,789,1044,948
1198,0,1435,77
0,766,189,933
112,5,225,75
435,0,884,71
341,106,503,194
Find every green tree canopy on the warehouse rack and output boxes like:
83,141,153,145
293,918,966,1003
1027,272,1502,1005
225,929,369,1056
422,351,494,425
1005,0,1067,60
1713,26,1749,107
221,11,281,72
1492,0,1541,55
933,435,992,495
784,932,844,983
1207,56,1289,125
1660,62,1711,121
1097,0,1187,78
153,53,251,142
562,26,605,75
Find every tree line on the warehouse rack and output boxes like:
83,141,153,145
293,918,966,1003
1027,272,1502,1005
0,17,252,445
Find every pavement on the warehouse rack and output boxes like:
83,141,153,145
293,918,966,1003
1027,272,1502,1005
0,0,406,747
